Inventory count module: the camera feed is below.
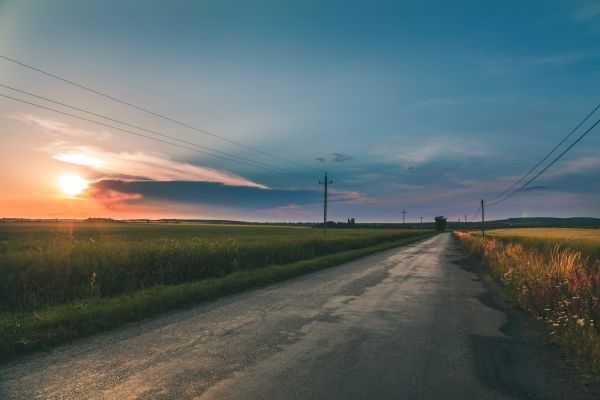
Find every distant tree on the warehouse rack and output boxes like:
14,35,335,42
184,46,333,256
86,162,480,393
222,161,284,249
434,216,447,232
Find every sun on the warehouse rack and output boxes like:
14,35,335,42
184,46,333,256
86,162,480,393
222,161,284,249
58,174,89,196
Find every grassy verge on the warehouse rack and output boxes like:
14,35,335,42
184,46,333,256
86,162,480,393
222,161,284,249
454,231,600,378
0,232,435,362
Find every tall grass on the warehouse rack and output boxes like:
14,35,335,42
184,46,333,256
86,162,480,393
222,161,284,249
0,226,435,359
0,223,431,311
455,231,600,376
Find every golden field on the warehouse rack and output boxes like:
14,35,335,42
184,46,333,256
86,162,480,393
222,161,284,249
488,227,600,240
455,229,600,377
487,228,600,261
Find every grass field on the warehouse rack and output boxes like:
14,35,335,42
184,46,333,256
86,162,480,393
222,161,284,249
487,228,600,262
488,228,600,240
0,222,434,359
455,228,600,377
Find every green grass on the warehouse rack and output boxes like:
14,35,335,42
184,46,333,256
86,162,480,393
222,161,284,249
0,222,432,310
0,222,435,360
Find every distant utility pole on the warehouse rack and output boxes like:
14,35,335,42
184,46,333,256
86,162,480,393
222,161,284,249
319,172,333,234
465,213,468,229
420,216,423,229
481,199,485,237
402,209,407,225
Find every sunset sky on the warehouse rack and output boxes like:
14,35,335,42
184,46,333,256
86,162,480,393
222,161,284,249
1,0,599,222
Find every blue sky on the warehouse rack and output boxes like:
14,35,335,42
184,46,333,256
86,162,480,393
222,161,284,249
0,0,599,222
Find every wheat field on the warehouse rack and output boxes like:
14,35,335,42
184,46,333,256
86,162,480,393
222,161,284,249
455,229,600,376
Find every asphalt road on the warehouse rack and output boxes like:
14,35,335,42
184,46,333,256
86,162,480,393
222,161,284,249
1,233,598,399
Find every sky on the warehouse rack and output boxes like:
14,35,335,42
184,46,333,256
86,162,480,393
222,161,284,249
0,0,599,222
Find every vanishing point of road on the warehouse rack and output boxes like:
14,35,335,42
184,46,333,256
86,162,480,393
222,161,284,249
1,233,598,399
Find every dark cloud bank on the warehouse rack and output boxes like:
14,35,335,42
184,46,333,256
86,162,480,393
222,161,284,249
90,180,321,209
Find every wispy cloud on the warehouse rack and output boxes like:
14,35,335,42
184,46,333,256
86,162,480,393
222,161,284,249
316,152,355,163
372,137,488,165
13,114,112,140
574,2,600,20
332,152,354,162
479,52,589,74
329,188,374,204
547,156,600,177
48,144,268,188
400,95,509,113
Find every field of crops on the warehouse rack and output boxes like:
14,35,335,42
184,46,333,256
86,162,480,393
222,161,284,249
0,222,434,358
455,228,600,376
0,222,430,311
489,227,600,240
487,228,600,261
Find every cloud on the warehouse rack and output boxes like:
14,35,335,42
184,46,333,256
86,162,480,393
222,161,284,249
522,185,550,192
49,144,267,188
85,179,371,213
316,153,355,163
331,152,355,162
88,180,319,210
479,53,589,74
527,53,589,67
329,188,374,204
574,2,600,20
87,186,144,210
372,137,488,165
557,156,600,175
13,114,111,140
400,95,508,113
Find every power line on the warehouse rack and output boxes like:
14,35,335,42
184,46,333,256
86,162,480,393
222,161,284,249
487,116,600,206
0,92,316,181
0,54,323,173
0,83,315,180
487,102,600,202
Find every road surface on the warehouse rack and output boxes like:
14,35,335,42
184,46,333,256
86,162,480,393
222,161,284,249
1,233,598,399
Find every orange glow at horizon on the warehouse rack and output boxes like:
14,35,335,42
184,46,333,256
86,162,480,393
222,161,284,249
58,174,89,196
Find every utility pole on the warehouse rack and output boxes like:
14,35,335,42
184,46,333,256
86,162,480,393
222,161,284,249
319,172,333,234
465,213,468,230
481,199,485,237
420,216,423,229
402,209,407,226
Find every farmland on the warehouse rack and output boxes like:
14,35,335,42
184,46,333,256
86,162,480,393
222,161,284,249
488,228,600,260
455,228,600,376
0,222,434,358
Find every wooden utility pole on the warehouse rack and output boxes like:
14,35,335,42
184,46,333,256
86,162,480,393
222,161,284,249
481,199,485,237
464,213,468,229
319,172,333,234
402,209,407,225
420,216,423,229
